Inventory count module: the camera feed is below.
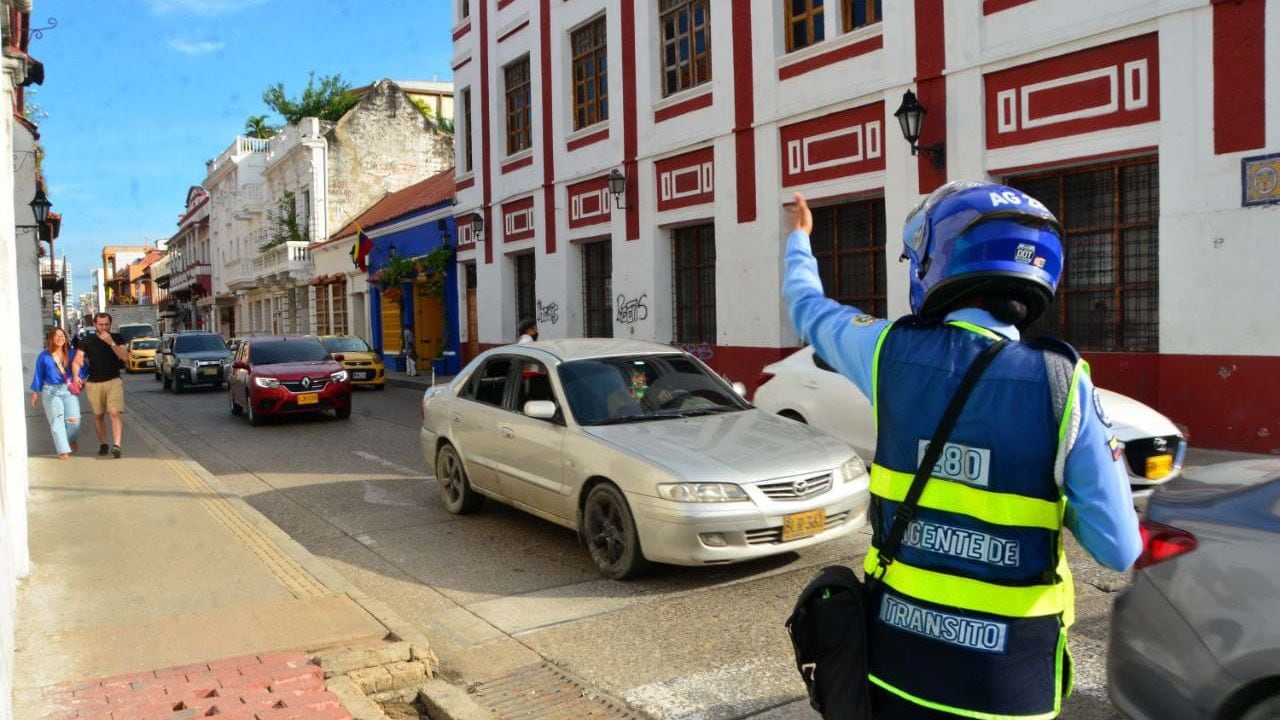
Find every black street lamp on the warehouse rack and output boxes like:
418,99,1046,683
470,211,485,243
894,89,945,169
388,241,398,258
437,218,451,248
30,185,52,226
607,168,628,209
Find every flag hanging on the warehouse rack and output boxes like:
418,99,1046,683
350,230,374,271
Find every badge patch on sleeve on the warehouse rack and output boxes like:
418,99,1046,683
1093,391,1113,427
852,314,877,326
1108,435,1124,461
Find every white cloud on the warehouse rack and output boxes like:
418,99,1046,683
166,38,225,55
146,0,267,17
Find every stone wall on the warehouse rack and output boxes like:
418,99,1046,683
325,79,454,232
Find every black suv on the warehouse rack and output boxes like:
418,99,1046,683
159,332,231,393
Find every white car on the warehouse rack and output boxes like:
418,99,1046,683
753,346,1186,496
420,340,870,579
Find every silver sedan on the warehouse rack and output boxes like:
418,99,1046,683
419,339,870,579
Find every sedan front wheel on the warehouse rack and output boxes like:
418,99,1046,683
436,444,482,514
583,484,649,580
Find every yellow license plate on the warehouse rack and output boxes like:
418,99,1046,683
200,366,218,376
296,392,319,405
1145,454,1173,479
782,509,826,541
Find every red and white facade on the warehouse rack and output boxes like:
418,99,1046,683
451,0,1279,453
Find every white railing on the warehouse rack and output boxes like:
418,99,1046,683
236,183,266,215
171,263,212,292
208,135,271,176
254,241,312,281
223,258,257,289
267,118,323,162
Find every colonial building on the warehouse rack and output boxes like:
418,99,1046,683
227,79,456,338
451,0,1279,452
205,135,270,339
162,187,213,331
322,169,460,375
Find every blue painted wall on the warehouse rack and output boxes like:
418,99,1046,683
366,204,461,376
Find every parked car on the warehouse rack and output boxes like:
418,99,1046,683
752,346,1186,496
125,337,160,373
419,339,870,579
115,322,156,345
158,331,231,392
228,335,352,425
1107,458,1280,720
320,335,385,389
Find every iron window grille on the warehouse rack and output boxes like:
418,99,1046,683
504,57,532,155
582,240,613,338
332,280,347,335
315,283,330,335
842,0,882,32
571,15,608,131
462,87,473,173
810,197,888,318
786,0,825,53
1008,157,1160,352
659,0,712,97
672,224,716,344
515,253,536,326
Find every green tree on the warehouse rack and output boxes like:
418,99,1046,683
262,72,360,125
243,114,276,139
410,98,454,134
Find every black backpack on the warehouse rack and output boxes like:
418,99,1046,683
786,565,874,720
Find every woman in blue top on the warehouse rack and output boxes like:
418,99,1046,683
30,326,84,459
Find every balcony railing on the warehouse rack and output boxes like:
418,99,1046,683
254,241,312,284
224,257,258,291
170,263,213,293
207,135,270,177
236,183,266,216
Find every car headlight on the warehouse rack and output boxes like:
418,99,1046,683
330,370,349,382
840,456,867,484
657,483,749,503
254,376,280,388
180,358,198,368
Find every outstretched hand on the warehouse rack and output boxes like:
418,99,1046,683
788,192,813,236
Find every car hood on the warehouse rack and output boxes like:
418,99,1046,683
1097,388,1181,441
253,360,341,377
583,408,856,483
178,350,230,361
338,351,381,363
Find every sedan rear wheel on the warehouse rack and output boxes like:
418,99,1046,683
583,484,649,580
246,395,262,426
1240,695,1280,720
436,444,482,514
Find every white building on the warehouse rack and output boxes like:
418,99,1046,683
451,0,1280,453
163,187,213,332
205,135,270,338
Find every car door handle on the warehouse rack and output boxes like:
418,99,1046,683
499,426,514,439
451,412,462,423
803,380,820,389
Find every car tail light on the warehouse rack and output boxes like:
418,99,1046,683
1135,519,1197,569
756,371,775,388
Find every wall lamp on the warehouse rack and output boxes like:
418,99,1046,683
607,168,627,209
17,185,52,232
894,89,945,170
470,211,485,243
437,218,451,248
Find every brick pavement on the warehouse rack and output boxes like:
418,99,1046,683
38,652,354,720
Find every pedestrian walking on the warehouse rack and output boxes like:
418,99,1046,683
783,183,1141,719
29,326,84,460
79,311,130,458
403,325,418,377
517,318,538,344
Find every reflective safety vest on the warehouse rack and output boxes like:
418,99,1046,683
865,317,1084,720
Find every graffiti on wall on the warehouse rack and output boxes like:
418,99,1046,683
616,293,649,325
536,300,560,326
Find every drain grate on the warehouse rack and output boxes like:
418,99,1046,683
471,662,640,719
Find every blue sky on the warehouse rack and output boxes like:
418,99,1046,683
32,0,454,300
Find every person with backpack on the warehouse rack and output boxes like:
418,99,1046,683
783,183,1141,719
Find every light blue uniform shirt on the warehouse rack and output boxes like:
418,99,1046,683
783,230,1141,571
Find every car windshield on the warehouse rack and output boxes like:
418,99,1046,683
131,340,159,350
175,335,228,353
250,339,329,365
321,337,371,353
557,354,747,426
117,325,155,342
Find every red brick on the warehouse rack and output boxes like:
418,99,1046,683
280,691,341,712
255,652,308,668
219,672,273,692
209,654,263,672
163,680,221,699
94,671,156,687
61,695,109,710
154,662,211,678
205,710,258,720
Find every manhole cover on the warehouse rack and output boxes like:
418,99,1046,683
472,662,640,719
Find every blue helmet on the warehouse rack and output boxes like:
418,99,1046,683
902,180,1064,326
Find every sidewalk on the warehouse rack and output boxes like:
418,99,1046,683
13,409,473,720
382,370,452,392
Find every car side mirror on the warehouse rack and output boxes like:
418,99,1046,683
333,354,345,362
524,400,557,420
232,360,247,370
731,381,747,397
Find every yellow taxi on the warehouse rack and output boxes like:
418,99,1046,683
126,337,161,373
319,335,385,389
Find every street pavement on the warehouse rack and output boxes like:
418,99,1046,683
108,371,1138,720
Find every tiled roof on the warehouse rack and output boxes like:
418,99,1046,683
323,169,455,247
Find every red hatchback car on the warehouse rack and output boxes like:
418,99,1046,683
228,336,353,425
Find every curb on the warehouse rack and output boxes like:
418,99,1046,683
127,405,493,720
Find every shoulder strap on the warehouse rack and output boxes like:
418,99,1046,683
871,337,1009,584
